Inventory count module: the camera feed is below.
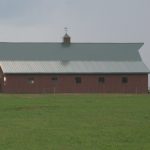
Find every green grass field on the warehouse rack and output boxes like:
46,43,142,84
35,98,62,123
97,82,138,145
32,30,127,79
0,94,150,150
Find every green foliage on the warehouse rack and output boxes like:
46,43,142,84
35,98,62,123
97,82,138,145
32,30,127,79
0,94,150,150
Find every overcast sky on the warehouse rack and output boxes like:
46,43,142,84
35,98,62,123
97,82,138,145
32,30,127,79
0,0,150,78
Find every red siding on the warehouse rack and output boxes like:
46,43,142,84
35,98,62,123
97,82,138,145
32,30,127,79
0,74,148,93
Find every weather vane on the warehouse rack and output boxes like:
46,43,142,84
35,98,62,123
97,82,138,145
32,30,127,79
64,27,68,34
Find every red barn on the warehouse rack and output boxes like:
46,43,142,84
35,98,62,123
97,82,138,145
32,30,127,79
0,34,149,93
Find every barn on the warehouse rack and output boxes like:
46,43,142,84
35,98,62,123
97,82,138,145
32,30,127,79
0,34,149,93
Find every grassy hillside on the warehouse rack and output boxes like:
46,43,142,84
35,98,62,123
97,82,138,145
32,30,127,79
0,94,150,150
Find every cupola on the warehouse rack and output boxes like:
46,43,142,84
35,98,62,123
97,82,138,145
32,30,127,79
63,33,71,44
63,27,71,44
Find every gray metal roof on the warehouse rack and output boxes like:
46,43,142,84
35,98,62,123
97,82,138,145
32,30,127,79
0,42,143,61
0,42,149,74
0,61,149,74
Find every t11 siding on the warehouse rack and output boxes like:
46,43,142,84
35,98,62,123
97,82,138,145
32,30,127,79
0,74,148,94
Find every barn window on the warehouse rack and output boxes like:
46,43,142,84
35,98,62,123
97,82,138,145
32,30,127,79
98,77,105,83
122,77,128,83
75,77,82,84
51,77,58,85
51,77,58,81
28,78,35,84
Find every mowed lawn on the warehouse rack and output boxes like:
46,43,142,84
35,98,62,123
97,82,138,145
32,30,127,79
0,94,150,150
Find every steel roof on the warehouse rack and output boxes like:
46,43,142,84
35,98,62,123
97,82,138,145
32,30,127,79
0,42,149,74
0,42,143,61
0,61,149,74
